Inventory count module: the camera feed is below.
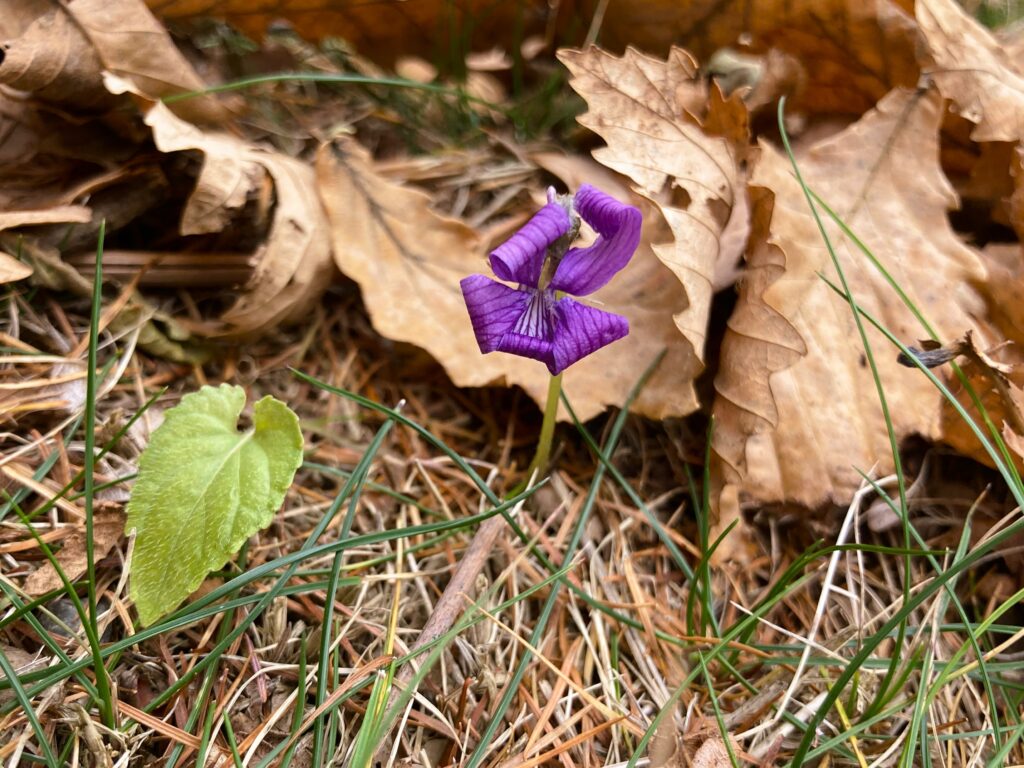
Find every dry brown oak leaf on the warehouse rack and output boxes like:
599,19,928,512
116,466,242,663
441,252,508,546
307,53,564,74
559,46,745,417
713,87,986,510
918,0,1024,143
316,138,695,421
593,0,919,117
65,0,227,125
932,334,1024,472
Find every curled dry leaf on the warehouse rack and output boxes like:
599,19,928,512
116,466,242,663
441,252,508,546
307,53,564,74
23,507,124,596
0,206,93,284
713,88,986,510
65,0,228,125
90,95,333,337
559,46,745,417
597,0,919,116
931,331,1024,471
316,138,694,420
0,6,115,111
918,0,1024,143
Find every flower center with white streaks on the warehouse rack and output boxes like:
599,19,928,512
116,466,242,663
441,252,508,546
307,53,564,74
511,288,553,340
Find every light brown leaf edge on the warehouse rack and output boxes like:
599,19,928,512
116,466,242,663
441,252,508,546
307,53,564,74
917,0,1024,143
0,5,115,111
598,0,919,117
0,207,93,285
65,0,228,125
102,96,334,337
24,507,124,596
713,87,986,512
923,330,1024,471
316,138,696,421
558,46,745,417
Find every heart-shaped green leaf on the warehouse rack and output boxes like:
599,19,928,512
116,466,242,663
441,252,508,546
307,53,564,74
125,384,302,626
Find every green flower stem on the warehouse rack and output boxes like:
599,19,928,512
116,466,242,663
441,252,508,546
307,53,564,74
522,373,562,487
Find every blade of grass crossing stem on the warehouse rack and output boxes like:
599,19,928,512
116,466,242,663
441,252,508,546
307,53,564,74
777,97,915,726
785,323,1024,762
83,223,116,728
0,497,532,710
0,643,58,766
257,562,576,768
292,370,557,575
176,543,250,768
818,276,1024,509
310,416,398,764
138,416,399,724
464,355,661,768
331,514,404,766
857,471,1001,740
4,498,102,704
807,187,1023,492
698,650,741,768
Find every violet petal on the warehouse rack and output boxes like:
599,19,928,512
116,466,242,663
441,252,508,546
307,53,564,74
460,274,530,353
493,288,557,372
489,202,571,287
494,332,556,372
549,184,641,297
551,296,629,374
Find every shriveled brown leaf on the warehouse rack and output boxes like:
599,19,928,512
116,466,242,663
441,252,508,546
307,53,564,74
65,0,228,124
0,252,31,284
918,0,1024,143
713,87,986,510
137,101,333,335
929,331,1024,470
24,508,124,596
0,7,115,111
0,206,92,284
559,46,745,416
0,206,92,232
598,0,919,116
316,138,695,420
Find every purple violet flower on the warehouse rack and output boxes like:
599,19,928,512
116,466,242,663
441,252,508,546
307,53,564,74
460,184,642,375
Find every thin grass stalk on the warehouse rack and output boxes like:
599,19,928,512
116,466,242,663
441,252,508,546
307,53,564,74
776,97,915,726
310,416,397,765
807,187,1024,493
0,644,58,766
788,215,1024,768
291,370,560,575
83,222,115,729
857,471,1001,739
0,496,533,711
